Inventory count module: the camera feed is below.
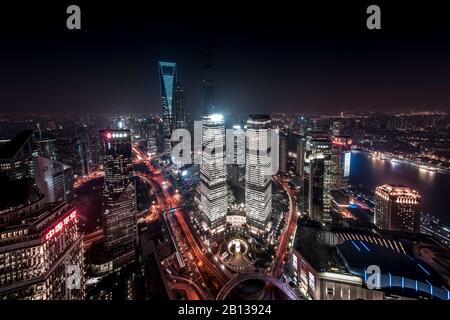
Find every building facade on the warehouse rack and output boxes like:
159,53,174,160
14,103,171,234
296,137,305,177
245,115,273,231
100,129,137,253
330,136,352,190
34,156,74,204
0,130,37,181
174,82,185,129
227,125,245,188
306,137,332,222
279,133,288,174
200,114,228,228
0,182,84,300
375,184,421,232
159,61,178,155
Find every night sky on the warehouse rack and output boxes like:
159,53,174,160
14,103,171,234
1,1,450,115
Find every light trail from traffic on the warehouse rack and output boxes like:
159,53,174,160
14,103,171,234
271,176,299,278
132,145,230,298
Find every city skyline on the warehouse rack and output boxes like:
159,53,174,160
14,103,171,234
1,2,450,116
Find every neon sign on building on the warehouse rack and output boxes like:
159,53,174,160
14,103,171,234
44,210,77,241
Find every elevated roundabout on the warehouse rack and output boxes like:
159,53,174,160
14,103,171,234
216,272,299,300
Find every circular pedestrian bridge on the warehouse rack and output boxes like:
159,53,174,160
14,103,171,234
216,272,298,300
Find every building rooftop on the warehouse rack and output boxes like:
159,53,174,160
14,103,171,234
330,190,350,206
0,129,34,159
248,114,271,122
376,184,420,198
337,239,449,299
0,179,44,214
295,218,450,299
344,207,374,225
339,240,442,284
0,200,72,235
294,220,347,273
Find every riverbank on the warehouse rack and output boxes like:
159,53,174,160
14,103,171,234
354,148,450,174
349,150,450,225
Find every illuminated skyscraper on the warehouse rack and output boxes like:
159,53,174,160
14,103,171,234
308,154,325,222
330,136,352,190
0,180,84,299
227,125,245,187
200,114,228,228
147,123,159,156
296,137,305,177
279,133,288,174
375,184,421,232
100,129,136,253
245,115,272,231
158,61,178,154
306,137,332,222
174,81,185,129
271,127,280,175
100,130,133,195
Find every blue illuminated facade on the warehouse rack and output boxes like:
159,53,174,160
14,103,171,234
159,61,177,154
338,240,450,300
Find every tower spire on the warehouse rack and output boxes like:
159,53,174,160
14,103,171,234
201,34,215,116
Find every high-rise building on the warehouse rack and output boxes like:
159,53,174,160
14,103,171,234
199,114,228,228
301,170,310,214
56,135,90,178
296,137,305,177
102,181,137,251
271,127,280,175
375,184,421,232
201,35,215,116
174,82,185,129
114,117,127,130
158,61,178,154
0,130,37,181
147,123,159,156
74,134,90,177
34,156,74,203
86,129,102,169
36,138,58,161
330,136,352,190
245,115,272,231
332,120,344,136
99,129,137,253
297,116,309,135
100,130,133,195
0,180,84,299
227,125,245,188
306,137,332,222
279,133,288,174
308,155,325,222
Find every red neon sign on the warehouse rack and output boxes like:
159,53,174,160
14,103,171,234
332,138,352,146
45,210,77,241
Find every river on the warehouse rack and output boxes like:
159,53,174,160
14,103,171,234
349,151,450,224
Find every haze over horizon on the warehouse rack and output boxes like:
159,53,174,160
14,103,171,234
1,2,450,116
